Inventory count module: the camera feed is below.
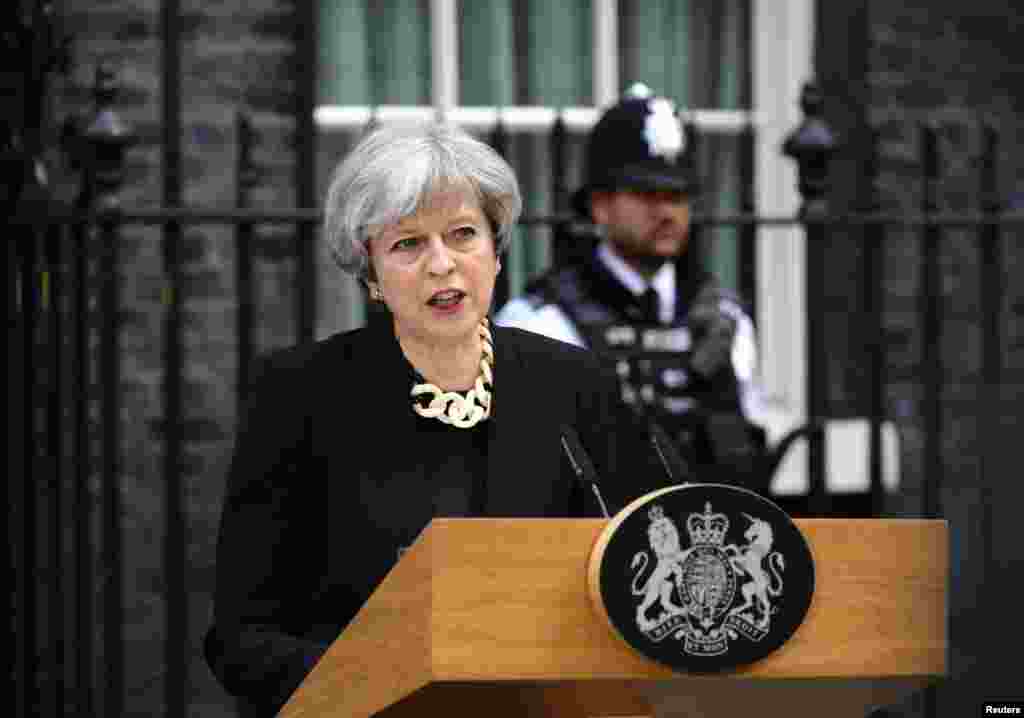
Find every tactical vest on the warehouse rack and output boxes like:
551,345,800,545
527,255,761,484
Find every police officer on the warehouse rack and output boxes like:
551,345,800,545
496,83,767,490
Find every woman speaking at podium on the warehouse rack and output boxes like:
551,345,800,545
203,121,675,716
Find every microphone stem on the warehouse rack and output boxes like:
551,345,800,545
651,434,676,483
589,484,611,519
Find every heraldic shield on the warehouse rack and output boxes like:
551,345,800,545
588,484,815,672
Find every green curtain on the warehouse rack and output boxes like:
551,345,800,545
460,0,594,293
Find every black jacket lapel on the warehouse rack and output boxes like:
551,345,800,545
484,328,561,517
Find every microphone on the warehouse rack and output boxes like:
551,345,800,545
649,420,693,486
559,425,611,518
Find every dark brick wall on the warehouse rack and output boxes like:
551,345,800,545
819,1,1023,715
52,1,303,716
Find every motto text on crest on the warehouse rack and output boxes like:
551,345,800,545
629,502,786,656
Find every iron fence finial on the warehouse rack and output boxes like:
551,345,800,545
66,62,135,210
782,80,838,216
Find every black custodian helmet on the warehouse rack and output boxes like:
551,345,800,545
571,83,699,219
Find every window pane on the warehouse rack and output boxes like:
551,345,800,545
368,0,431,105
318,2,370,105
318,0,431,106
618,0,749,110
619,0,692,104
517,0,592,106
458,0,516,106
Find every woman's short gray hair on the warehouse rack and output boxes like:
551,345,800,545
323,121,523,279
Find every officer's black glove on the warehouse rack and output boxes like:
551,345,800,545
687,286,740,383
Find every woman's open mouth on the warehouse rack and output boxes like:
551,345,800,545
427,289,466,312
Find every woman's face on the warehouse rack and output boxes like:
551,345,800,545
367,189,499,348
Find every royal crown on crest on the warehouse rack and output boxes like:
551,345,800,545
686,502,729,546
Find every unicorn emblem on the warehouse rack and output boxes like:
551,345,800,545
726,514,786,629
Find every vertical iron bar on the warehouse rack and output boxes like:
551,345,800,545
781,82,838,518
805,212,828,516
160,0,187,712
99,214,123,718
549,111,569,269
71,217,95,718
162,0,186,713
684,120,703,272
489,117,511,311
918,122,940,718
296,221,317,344
862,126,885,517
978,123,1002,641
236,112,255,404
17,224,41,718
295,0,317,344
45,220,66,716
920,124,942,521
162,219,187,718
738,121,756,320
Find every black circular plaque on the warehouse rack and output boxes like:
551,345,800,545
589,483,815,673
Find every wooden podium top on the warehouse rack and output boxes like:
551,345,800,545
280,518,947,718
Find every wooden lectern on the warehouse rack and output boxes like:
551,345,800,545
280,518,946,718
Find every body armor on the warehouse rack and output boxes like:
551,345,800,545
524,251,765,488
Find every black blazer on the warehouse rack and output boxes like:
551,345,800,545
203,318,674,716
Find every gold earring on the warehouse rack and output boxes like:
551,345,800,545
369,284,382,301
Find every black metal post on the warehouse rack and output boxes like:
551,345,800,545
919,124,942,522
236,111,256,405
916,120,938,718
978,123,1002,632
684,119,703,273
738,121,757,321
782,81,838,517
489,117,511,311
16,214,41,718
160,0,187,711
295,0,317,344
549,111,570,269
70,212,95,718
75,62,135,718
860,125,885,517
65,61,136,718
45,216,67,718
8,3,70,713
99,212,123,718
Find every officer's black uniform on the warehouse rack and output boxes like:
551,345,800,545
499,85,767,491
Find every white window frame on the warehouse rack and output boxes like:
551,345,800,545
752,0,814,495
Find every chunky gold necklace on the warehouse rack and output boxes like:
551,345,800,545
410,319,493,428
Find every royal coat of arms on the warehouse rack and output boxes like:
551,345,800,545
629,501,786,656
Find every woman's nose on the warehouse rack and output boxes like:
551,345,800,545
426,236,455,275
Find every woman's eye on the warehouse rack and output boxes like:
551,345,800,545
452,226,478,241
392,237,420,251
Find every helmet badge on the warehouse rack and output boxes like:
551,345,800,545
643,98,685,163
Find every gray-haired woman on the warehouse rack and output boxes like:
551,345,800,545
203,121,673,717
